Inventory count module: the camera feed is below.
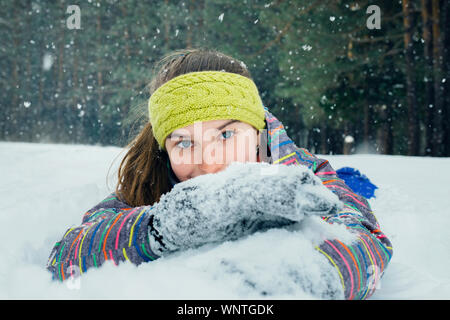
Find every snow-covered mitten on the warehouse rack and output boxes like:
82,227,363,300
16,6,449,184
148,162,343,256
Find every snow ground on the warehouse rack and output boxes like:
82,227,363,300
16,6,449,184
1,141,449,299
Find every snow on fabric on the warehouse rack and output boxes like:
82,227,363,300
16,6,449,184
1,142,449,299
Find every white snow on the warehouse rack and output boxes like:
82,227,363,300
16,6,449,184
1,141,450,299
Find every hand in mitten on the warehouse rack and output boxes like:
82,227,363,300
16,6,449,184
148,162,343,256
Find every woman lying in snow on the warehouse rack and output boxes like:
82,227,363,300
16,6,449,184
46,48,393,300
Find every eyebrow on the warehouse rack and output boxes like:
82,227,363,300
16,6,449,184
168,119,239,140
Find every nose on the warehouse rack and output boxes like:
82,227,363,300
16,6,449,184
197,144,226,174
198,162,224,174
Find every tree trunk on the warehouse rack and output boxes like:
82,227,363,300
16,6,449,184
343,121,351,155
442,0,450,156
198,0,205,42
421,0,435,155
363,102,371,146
96,12,105,143
186,0,195,48
121,5,131,74
57,1,65,142
320,123,327,154
9,4,19,141
72,35,79,143
379,104,394,154
402,0,420,156
11,39,19,141
431,0,444,156
164,0,170,50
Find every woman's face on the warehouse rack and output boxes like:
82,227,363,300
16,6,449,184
165,119,260,182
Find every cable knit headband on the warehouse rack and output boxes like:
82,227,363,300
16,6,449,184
148,71,266,150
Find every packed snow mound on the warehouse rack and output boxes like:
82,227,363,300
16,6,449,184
1,141,450,299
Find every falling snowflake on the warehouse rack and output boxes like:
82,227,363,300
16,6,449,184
344,135,354,143
42,53,54,71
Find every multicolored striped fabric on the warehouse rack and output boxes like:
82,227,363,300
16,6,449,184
264,107,393,299
46,106,392,299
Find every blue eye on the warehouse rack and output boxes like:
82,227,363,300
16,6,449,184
221,130,235,140
176,140,192,149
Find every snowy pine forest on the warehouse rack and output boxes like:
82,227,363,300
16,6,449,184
1,0,449,156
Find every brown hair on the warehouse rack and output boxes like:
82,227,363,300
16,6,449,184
115,48,253,207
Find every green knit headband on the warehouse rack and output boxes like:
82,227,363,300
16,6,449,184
148,71,266,150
